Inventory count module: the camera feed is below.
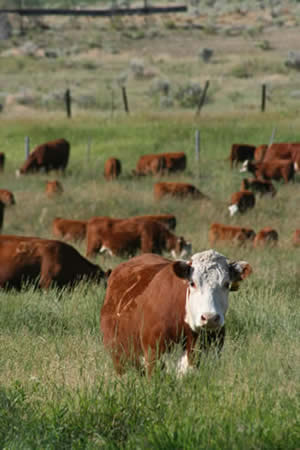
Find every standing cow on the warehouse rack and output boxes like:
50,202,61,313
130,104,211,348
100,250,252,375
16,138,70,176
229,144,256,169
104,158,122,181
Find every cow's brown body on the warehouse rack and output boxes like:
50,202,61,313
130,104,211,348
104,158,122,181
100,253,225,375
229,144,256,168
243,159,295,183
0,235,107,290
264,142,300,169
162,152,187,173
0,189,15,205
17,138,70,175
241,178,276,197
253,227,278,248
254,145,268,162
230,190,255,214
0,153,5,172
292,230,300,247
86,216,188,258
52,218,87,242
46,180,63,197
133,154,167,176
209,223,256,246
154,182,206,200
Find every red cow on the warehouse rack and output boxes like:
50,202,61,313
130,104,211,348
133,154,167,176
52,218,87,242
254,145,268,162
229,144,256,168
263,142,300,171
154,182,207,200
253,227,279,248
228,190,255,216
100,250,252,375
16,138,70,176
292,230,300,247
240,159,295,183
209,223,256,246
0,189,15,205
46,180,63,197
104,158,122,181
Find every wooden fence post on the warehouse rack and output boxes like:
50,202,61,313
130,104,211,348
122,86,129,114
261,84,266,112
269,127,276,146
64,88,71,118
196,80,210,116
25,136,30,159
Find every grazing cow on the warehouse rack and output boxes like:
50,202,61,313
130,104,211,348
163,152,187,173
254,145,268,162
16,138,70,176
240,159,295,183
0,189,15,205
46,180,63,197
241,178,276,197
104,158,122,181
131,214,177,230
228,190,255,216
209,223,256,246
0,201,5,231
133,154,167,176
52,217,87,242
292,230,300,247
154,182,207,201
0,153,5,172
0,235,109,290
229,144,256,169
100,250,252,375
263,142,300,170
86,216,190,259
253,227,278,248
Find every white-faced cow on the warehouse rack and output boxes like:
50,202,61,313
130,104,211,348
100,250,252,376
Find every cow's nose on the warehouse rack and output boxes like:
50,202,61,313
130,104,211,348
201,313,221,329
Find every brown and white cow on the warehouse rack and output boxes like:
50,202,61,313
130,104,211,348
104,158,122,181
154,182,207,201
0,189,15,205
241,178,276,197
0,235,108,290
292,230,300,247
228,190,255,216
133,154,167,176
16,138,70,176
86,216,191,259
253,227,278,248
229,144,256,169
240,159,295,183
100,250,252,375
263,142,300,170
0,153,5,172
46,180,64,197
52,217,87,242
209,223,256,246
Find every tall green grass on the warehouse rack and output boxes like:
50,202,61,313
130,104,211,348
0,112,299,448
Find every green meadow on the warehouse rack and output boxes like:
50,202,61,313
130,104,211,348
0,111,299,448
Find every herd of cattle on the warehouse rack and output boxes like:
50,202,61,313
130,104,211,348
0,136,298,374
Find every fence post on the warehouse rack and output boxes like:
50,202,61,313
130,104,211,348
196,80,210,116
25,136,30,159
261,84,266,112
269,127,276,146
122,86,129,114
64,88,72,118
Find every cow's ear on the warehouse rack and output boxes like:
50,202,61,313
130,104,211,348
229,261,252,282
172,260,193,280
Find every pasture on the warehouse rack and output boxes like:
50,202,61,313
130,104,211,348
0,111,299,448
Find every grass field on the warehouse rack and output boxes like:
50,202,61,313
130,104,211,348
0,111,299,448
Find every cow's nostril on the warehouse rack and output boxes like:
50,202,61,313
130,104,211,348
214,314,220,323
201,314,207,322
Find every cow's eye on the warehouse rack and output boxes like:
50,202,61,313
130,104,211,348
190,281,196,288
224,282,230,289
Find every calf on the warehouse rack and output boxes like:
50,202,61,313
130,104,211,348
0,189,15,205
209,223,256,246
228,190,255,216
292,230,300,247
229,144,256,169
0,235,109,290
240,159,295,183
133,154,166,176
46,180,63,197
253,227,279,248
104,157,122,181
154,182,207,200
52,217,87,242
241,178,276,197
100,250,252,375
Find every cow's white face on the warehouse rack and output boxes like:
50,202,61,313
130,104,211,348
173,250,251,332
240,160,249,173
228,204,239,216
15,169,21,178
